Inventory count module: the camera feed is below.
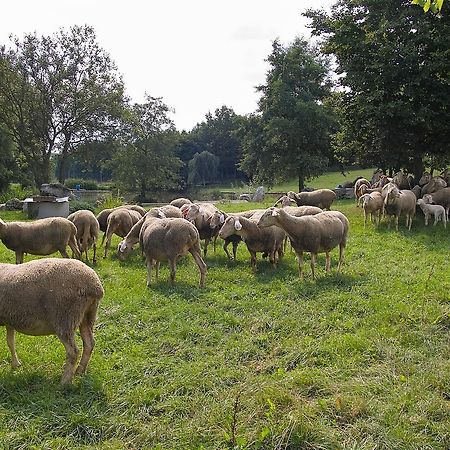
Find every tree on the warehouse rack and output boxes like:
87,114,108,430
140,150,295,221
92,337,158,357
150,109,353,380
187,151,220,186
0,25,125,186
240,38,335,191
412,0,444,13
306,0,450,180
112,95,182,201
0,125,16,192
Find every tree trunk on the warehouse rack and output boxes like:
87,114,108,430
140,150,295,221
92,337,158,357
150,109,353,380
34,155,51,188
58,139,71,183
411,156,424,184
140,179,147,201
298,174,305,192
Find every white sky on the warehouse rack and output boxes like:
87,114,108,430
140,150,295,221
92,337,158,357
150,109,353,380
1,0,334,131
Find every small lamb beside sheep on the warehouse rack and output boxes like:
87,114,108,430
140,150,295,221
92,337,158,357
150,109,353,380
0,217,81,264
0,258,104,384
417,199,447,228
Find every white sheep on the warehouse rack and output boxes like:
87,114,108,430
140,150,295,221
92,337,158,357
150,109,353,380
67,210,100,263
359,192,384,226
417,199,447,228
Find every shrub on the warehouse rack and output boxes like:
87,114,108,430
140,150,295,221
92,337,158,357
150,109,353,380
96,195,124,210
65,178,99,190
0,184,36,204
68,200,96,214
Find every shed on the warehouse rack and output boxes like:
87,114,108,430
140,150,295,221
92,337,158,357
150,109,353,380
23,196,70,219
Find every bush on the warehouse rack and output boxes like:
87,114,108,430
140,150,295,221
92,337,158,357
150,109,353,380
0,184,36,204
68,200,96,214
65,178,99,190
96,195,124,210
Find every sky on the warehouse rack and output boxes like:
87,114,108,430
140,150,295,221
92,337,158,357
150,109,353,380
0,0,335,131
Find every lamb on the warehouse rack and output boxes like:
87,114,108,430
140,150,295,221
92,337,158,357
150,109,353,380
96,205,146,233
287,189,336,210
0,258,104,384
140,217,207,287
218,215,285,270
383,184,416,230
102,208,142,258
257,208,349,280
359,192,384,226
417,199,447,228
170,197,192,208
117,205,182,261
0,217,81,264
67,210,100,264
423,187,450,220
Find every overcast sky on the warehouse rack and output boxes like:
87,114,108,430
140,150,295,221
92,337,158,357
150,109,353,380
1,0,334,131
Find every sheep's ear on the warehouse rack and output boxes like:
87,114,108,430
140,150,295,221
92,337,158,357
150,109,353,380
271,209,279,217
119,241,127,252
219,213,225,224
234,219,242,231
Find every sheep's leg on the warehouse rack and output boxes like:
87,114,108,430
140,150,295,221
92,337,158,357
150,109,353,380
338,242,345,272
146,258,153,287
168,259,177,284
15,251,24,264
325,252,331,272
213,235,217,253
92,242,97,264
68,236,81,259
223,241,232,260
297,251,304,279
6,326,21,368
395,215,399,231
103,231,114,258
59,333,79,385
203,238,210,258
363,210,367,227
232,242,238,261
60,248,70,258
189,247,207,287
310,253,317,280
75,316,95,376
269,251,276,269
250,251,257,272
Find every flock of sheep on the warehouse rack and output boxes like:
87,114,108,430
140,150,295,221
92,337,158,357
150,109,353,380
0,168,448,384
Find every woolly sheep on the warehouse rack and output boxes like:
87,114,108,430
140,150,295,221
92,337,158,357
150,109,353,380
423,187,450,220
170,198,192,208
257,208,349,279
359,192,384,226
417,199,447,228
383,185,416,230
0,217,81,264
67,210,100,264
287,189,336,210
0,258,104,384
354,178,371,206
96,205,146,233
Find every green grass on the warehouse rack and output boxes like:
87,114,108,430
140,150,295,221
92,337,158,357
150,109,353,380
0,199,449,449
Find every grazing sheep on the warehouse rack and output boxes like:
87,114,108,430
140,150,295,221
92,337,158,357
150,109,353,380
417,199,447,228
141,217,207,287
0,217,81,264
257,208,349,280
423,187,450,220
0,258,104,384
170,198,192,208
359,192,384,226
67,210,100,264
96,205,146,233
117,205,182,261
102,209,142,258
383,185,416,230
287,189,336,210
218,215,285,270
353,178,371,206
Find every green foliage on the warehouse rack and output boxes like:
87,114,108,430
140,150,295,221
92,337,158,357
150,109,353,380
240,38,335,191
0,126,16,192
306,0,450,178
68,200,96,214
412,0,444,13
0,184,35,203
65,178,99,190
187,151,220,186
95,194,124,210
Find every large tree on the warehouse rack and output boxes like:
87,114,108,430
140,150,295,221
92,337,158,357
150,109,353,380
240,38,335,191
306,0,450,179
0,25,124,186
0,125,17,192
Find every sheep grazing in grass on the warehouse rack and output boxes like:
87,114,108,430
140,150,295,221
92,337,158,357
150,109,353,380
417,199,447,228
67,210,100,264
383,184,416,231
257,208,349,280
0,258,104,384
102,208,142,258
423,188,450,220
140,217,207,287
117,205,182,261
218,215,285,270
170,197,192,208
0,217,81,264
359,192,384,226
96,205,146,233
287,189,336,210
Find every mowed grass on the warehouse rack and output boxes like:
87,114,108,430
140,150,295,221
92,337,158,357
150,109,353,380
0,200,449,449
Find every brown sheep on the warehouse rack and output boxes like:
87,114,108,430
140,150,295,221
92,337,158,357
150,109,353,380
96,205,146,233
170,197,192,208
0,217,81,264
383,185,416,230
0,258,104,384
288,189,336,210
67,210,100,264
353,178,371,206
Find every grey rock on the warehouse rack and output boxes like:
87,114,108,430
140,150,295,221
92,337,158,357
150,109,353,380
40,183,75,200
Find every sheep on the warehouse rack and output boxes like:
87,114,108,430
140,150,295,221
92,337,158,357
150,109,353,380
67,210,100,264
392,172,414,190
421,177,447,195
183,203,223,257
140,217,207,287
383,184,416,230
287,189,336,210
353,178,371,206
96,205,146,233
0,217,81,264
170,197,192,208
0,258,104,384
417,199,447,228
411,185,422,199
257,208,349,280
218,215,285,270
274,195,295,208
423,187,450,220
359,192,384,226
102,208,142,258
117,205,182,261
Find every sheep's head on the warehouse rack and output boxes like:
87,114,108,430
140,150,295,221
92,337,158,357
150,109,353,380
218,216,241,239
422,194,433,204
183,204,200,223
280,195,294,208
117,240,133,261
209,211,226,229
287,191,297,200
257,208,278,228
419,172,431,186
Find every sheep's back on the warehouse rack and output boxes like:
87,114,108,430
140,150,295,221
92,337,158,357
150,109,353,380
295,189,336,208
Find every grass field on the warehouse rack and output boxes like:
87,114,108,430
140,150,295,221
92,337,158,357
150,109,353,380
0,191,449,448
